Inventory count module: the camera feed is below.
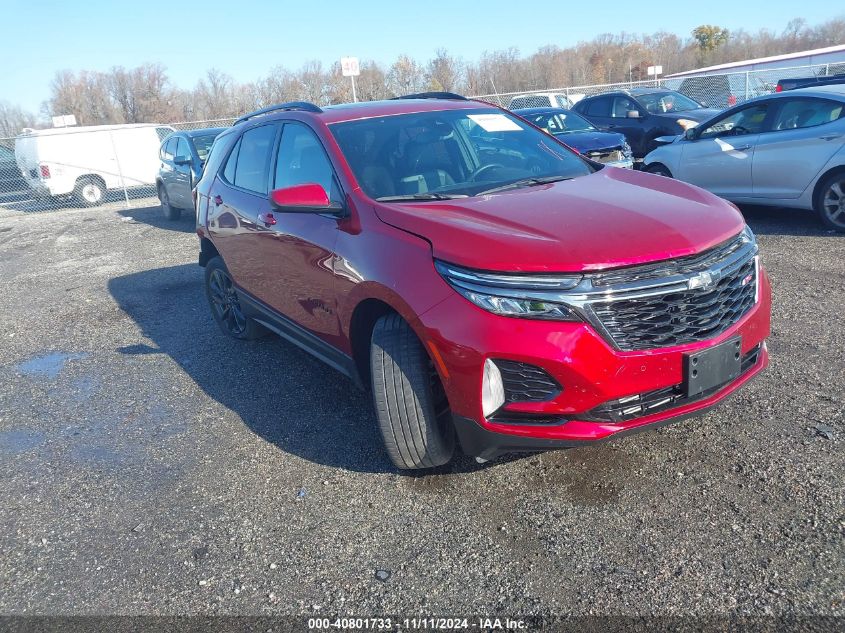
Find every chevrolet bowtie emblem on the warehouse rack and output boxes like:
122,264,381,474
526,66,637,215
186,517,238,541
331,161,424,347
688,271,714,291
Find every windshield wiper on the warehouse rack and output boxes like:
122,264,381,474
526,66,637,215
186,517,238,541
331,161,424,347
375,193,469,202
478,175,573,196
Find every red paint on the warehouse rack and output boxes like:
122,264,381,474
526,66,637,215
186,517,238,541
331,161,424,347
195,97,773,453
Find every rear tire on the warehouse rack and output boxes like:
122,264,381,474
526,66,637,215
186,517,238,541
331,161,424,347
645,163,673,178
73,177,105,207
204,256,266,340
158,184,181,221
370,313,455,470
815,171,845,232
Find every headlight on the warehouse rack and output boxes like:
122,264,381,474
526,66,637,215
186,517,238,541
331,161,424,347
676,118,699,130
739,225,757,247
622,142,633,158
435,261,583,321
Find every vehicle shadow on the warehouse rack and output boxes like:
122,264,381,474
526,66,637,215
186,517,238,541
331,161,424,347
738,204,842,237
116,204,196,233
108,263,493,475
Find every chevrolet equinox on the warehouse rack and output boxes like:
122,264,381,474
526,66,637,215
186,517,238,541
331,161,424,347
194,92,771,470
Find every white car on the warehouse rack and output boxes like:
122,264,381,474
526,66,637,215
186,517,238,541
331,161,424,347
643,85,845,231
15,123,174,206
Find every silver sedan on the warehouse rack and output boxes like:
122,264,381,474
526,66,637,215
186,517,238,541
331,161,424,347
643,85,845,231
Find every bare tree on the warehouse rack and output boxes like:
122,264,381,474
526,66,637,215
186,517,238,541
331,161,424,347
426,49,464,92
0,101,36,137
387,55,425,96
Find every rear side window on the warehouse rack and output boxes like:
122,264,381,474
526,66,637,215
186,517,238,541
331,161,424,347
162,137,177,160
222,125,277,194
773,98,844,130
585,97,611,117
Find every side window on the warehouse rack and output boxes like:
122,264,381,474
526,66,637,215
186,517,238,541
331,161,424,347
175,137,191,160
698,104,769,139
225,125,277,194
222,138,240,184
611,97,637,118
585,97,611,117
772,98,844,130
163,137,177,160
273,123,338,201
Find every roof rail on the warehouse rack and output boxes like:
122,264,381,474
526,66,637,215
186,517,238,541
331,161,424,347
234,101,323,125
391,92,468,101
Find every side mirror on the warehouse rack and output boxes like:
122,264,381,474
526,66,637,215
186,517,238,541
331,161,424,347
626,110,641,119
269,183,343,214
683,128,698,141
173,155,191,166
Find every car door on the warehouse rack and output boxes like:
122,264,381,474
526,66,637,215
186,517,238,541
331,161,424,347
172,137,194,208
751,97,845,199
579,96,613,131
607,95,648,153
159,136,178,197
675,102,772,199
253,120,342,343
207,123,280,301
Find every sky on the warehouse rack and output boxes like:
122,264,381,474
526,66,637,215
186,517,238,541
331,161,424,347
0,0,839,113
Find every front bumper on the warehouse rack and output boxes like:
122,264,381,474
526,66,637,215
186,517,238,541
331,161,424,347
420,267,772,458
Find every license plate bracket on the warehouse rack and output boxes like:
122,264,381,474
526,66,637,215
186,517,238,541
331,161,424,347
684,336,742,398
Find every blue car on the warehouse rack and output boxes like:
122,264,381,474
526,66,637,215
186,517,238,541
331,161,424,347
513,107,633,168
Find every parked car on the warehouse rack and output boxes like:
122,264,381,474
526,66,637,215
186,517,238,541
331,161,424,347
572,89,720,158
513,107,633,168
15,124,173,206
0,145,29,196
776,73,845,92
194,93,771,470
643,85,845,231
678,74,772,110
508,92,582,110
156,127,226,220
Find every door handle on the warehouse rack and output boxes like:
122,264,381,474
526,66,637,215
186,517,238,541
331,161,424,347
213,195,223,206
733,145,751,151
819,134,842,141
257,212,277,227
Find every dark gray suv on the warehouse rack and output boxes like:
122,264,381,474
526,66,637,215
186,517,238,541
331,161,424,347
156,128,225,220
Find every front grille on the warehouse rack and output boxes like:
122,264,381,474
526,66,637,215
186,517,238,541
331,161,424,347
583,344,763,423
585,148,625,163
495,360,561,402
590,251,757,352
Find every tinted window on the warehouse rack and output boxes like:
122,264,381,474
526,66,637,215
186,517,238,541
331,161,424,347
163,137,177,160
273,123,337,200
699,104,769,139
611,96,638,118
222,138,240,184
175,137,191,160
191,133,219,161
636,91,703,113
585,98,611,117
330,108,592,200
773,98,844,130
228,125,277,194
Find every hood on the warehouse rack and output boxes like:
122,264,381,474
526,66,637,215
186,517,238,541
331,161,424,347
556,131,627,154
372,168,745,273
654,107,720,123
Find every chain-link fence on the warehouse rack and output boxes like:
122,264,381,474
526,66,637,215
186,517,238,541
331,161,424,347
2,61,844,214
471,61,845,110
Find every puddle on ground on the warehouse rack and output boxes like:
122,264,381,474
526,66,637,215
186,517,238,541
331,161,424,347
15,352,90,379
0,428,46,454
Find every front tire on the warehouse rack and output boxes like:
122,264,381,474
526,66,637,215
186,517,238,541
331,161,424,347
204,256,265,340
370,314,455,470
158,184,181,221
73,177,105,207
815,171,845,232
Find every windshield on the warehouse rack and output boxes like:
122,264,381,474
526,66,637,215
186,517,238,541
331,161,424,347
329,108,593,200
523,111,595,134
191,133,219,161
636,91,703,113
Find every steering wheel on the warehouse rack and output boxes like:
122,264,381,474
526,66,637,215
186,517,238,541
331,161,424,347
731,126,750,136
469,163,505,181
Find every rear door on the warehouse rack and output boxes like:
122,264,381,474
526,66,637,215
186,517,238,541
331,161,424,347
172,137,193,208
675,101,771,198
751,97,845,199
206,123,280,300
159,136,178,198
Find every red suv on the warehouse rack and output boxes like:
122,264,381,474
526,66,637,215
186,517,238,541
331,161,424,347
194,93,771,470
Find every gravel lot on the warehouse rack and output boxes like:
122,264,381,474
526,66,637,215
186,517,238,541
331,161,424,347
0,197,842,619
